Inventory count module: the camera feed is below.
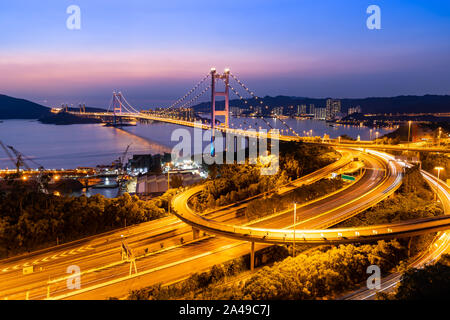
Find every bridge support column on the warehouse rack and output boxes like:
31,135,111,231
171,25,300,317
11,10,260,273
193,227,200,240
250,241,255,271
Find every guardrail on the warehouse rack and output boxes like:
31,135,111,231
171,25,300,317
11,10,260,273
172,149,450,245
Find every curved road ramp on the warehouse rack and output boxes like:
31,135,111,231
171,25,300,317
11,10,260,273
172,149,450,245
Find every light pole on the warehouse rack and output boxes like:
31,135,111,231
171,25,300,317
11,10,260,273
434,167,444,201
407,121,412,146
369,129,373,141
438,127,442,147
293,202,297,257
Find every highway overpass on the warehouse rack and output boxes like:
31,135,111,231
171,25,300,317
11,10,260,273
172,149,450,245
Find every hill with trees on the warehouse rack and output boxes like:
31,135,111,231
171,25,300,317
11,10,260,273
0,94,51,119
192,94,450,115
0,94,106,120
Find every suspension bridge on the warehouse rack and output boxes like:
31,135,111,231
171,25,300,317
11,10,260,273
68,68,450,153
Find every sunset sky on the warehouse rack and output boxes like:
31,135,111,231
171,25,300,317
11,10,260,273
1,0,449,108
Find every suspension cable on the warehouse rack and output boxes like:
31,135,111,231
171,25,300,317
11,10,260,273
167,73,210,111
229,72,300,138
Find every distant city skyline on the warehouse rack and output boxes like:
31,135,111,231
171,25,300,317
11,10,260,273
1,0,450,108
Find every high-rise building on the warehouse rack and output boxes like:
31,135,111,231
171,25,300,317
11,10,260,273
309,104,315,115
230,106,242,116
348,105,362,115
326,99,341,120
296,105,307,116
314,107,327,120
301,104,307,114
272,106,283,116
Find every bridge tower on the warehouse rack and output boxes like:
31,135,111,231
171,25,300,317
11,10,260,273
210,68,230,155
112,92,123,125
112,92,123,115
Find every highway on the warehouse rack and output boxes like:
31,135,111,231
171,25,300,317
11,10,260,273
1,148,433,300
341,169,450,300
0,149,354,300
172,148,450,245
63,148,394,299
69,111,450,153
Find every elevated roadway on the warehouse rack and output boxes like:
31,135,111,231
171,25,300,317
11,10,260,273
70,111,450,153
172,150,450,245
0,149,353,299
342,169,450,300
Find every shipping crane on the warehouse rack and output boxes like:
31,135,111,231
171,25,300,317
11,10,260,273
119,143,131,174
0,141,44,174
117,143,132,196
0,140,23,173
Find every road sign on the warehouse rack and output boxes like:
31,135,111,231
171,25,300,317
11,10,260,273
341,174,356,182
23,266,34,275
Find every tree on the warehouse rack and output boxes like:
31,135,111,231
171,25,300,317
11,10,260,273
394,258,450,300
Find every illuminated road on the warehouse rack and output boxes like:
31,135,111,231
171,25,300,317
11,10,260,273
342,169,450,300
0,150,354,300
1,148,443,300
70,111,450,153
62,149,393,299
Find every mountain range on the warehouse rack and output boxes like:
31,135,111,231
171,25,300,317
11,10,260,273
1,93,449,119
0,94,105,119
192,94,450,114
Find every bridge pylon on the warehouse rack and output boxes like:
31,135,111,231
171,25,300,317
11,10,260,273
112,92,124,125
112,92,123,115
210,68,230,155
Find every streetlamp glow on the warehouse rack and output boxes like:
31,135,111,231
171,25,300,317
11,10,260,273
433,167,444,201
293,202,297,257
435,166,444,180
407,120,412,145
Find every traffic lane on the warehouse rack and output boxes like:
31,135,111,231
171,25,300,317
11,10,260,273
343,173,450,300
252,161,384,229
0,150,351,276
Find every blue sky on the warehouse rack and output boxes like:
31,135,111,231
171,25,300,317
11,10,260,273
1,0,449,108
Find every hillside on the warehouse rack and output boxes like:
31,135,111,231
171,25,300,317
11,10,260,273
0,94,107,120
0,94,50,119
192,94,450,114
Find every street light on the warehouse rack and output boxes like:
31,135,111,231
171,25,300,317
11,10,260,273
434,167,444,201
293,202,297,258
438,127,442,147
407,121,412,145
435,166,444,180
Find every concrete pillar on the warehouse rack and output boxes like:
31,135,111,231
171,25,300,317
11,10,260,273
250,242,255,271
193,227,200,240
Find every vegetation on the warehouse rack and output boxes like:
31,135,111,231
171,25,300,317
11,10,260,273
127,160,444,301
127,245,289,300
379,254,450,300
0,186,172,257
190,142,338,212
421,152,450,181
234,241,406,300
155,165,442,300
